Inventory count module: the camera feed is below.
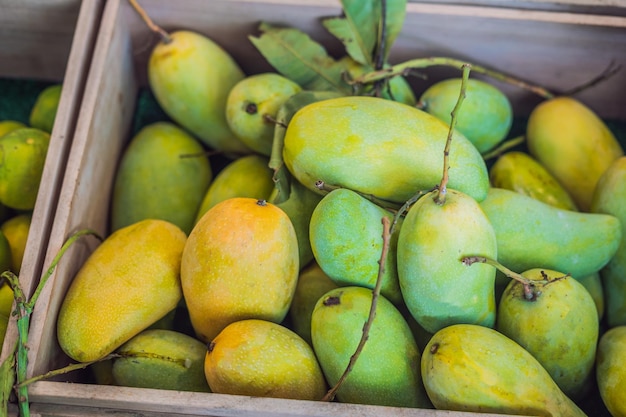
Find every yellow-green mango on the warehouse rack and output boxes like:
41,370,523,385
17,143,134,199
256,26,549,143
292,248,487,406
422,323,587,416
0,283,13,348
0,127,50,210
527,96,623,212
148,31,248,154
596,326,626,417
1,213,31,274
0,120,26,138
480,187,621,279
181,197,299,344
194,154,274,224
311,286,431,408
112,329,210,392
419,77,513,153
490,151,578,211
578,271,604,320
283,96,489,204
29,84,62,133
591,156,626,327
112,122,212,235
497,269,598,400
205,319,326,400
57,219,186,362
397,189,497,334
0,229,13,275
309,188,403,306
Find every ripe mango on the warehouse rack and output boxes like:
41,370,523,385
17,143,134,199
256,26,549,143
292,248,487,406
148,31,248,154
480,187,621,279
526,96,623,211
578,271,604,320
57,219,186,362
29,84,62,133
0,282,13,348
596,326,626,417
112,329,210,392
422,324,586,416
497,269,598,399
397,189,497,334
111,122,212,235
181,198,299,343
0,230,12,275
591,156,626,327
310,188,403,306
311,286,431,408
419,77,513,153
204,319,326,400
1,213,31,274
283,96,489,204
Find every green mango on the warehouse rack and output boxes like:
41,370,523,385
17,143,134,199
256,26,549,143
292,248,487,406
480,187,621,279
578,271,604,320
112,329,210,392
422,324,587,416
596,325,626,417
489,151,578,211
419,77,513,153
526,96,623,212
309,188,403,306
397,189,497,334
283,96,489,204
497,268,598,400
29,84,62,133
111,122,212,235
0,283,13,349
311,286,431,408
591,156,626,327
0,120,26,138
148,31,248,154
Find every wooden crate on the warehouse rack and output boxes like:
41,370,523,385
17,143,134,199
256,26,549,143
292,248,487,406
0,0,105,364
20,0,626,416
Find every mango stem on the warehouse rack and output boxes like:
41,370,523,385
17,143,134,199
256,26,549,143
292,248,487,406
128,0,172,44
481,135,525,161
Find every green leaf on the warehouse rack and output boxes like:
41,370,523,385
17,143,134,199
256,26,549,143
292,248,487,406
249,23,353,95
323,15,374,67
380,0,408,61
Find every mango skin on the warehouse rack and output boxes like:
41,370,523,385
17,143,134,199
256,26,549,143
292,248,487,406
419,77,513,153
578,272,604,320
0,120,26,138
527,96,623,212
283,96,489,204
29,84,62,133
1,213,31,274
57,219,186,362
422,324,586,416
0,283,13,348
311,286,431,409
497,269,598,400
181,197,299,344
596,326,626,417
489,151,578,211
148,31,248,154
310,188,403,306
111,122,212,235
397,189,497,334
480,187,621,279
591,156,626,327
204,319,327,400
112,329,210,392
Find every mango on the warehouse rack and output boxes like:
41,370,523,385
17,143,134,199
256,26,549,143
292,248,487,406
148,31,248,154
419,77,513,153
526,96,623,211
29,84,62,133
480,187,621,279
112,329,210,392
57,219,186,362
0,229,13,275
194,154,274,224
497,269,598,399
596,326,626,417
590,156,626,327
422,323,586,416
0,283,13,348
310,188,403,305
111,122,212,235
181,197,299,343
1,213,31,274
283,96,489,204
397,189,497,334
489,151,578,211
0,120,26,138
578,271,604,320
204,319,326,400
226,73,302,156
311,286,431,408
0,127,50,210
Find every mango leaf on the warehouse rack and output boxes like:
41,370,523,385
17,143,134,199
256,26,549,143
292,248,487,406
249,23,353,95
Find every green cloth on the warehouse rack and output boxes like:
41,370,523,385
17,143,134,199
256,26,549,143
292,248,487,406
0,78,56,125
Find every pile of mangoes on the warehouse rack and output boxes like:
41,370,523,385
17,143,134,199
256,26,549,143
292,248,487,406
51,2,626,417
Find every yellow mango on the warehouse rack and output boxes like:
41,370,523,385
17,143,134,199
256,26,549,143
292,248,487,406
1,213,31,274
181,197,299,343
29,84,62,133
596,326,626,417
0,120,26,138
0,282,13,348
57,219,186,362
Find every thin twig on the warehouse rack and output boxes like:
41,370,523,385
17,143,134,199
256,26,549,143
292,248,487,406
481,135,525,161
314,180,401,211
562,60,621,96
128,0,172,44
